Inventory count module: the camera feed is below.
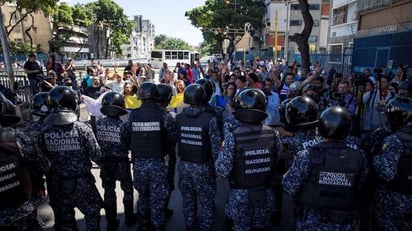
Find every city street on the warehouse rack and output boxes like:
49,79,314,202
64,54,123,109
37,164,282,230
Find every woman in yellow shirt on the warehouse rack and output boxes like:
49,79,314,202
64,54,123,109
123,82,141,110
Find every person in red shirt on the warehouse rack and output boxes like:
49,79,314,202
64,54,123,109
45,54,64,83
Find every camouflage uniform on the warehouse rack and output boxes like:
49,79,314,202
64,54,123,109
95,116,134,228
163,109,176,204
39,121,103,231
373,134,412,231
282,129,319,170
282,141,368,231
0,127,50,231
177,107,221,230
121,101,177,229
215,118,282,230
16,119,49,203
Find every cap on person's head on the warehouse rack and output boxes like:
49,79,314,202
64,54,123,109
68,57,72,61
48,70,57,77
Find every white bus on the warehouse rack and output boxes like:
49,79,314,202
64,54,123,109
150,49,200,69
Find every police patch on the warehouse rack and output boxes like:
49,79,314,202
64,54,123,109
318,171,353,187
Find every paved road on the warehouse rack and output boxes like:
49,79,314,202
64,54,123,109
37,162,283,230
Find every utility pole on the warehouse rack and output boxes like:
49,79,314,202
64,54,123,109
274,10,278,60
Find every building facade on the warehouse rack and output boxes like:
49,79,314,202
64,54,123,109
121,15,154,60
1,2,52,61
352,0,412,73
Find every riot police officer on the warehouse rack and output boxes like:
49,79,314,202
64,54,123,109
215,88,282,230
156,83,176,217
373,95,412,230
282,106,368,230
176,84,221,231
277,96,320,227
283,95,320,168
121,82,177,231
38,86,103,231
17,92,50,196
15,92,51,227
95,92,136,230
0,96,50,230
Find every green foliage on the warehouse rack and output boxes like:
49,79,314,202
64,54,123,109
9,41,38,53
53,2,73,25
72,4,91,26
154,34,191,50
185,0,265,55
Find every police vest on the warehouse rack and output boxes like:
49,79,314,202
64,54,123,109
231,124,276,188
300,142,362,213
129,103,166,159
176,111,213,163
0,130,28,210
387,129,412,195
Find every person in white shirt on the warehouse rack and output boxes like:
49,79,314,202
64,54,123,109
105,73,125,94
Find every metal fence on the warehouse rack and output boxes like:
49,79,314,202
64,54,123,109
0,69,32,103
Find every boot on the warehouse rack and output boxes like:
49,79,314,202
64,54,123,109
105,202,118,231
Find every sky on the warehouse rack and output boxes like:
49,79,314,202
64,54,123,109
62,0,206,46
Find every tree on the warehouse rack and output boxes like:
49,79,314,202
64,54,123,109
185,0,265,60
293,0,313,72
154,34,191,50
0,0,58,84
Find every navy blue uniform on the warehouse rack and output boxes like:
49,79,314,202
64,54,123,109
39,121,103,231
95,116,134,228
121,101,177,228
0,128,50,230
373,133,412,231
282,141,368,231
176,107,221,230
216,118,282,230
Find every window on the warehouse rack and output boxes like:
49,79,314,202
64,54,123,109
151,51,163,59
291,4,320,11
333,5,348,26
308,35,318,42
313,20,319,27
290,20,302,26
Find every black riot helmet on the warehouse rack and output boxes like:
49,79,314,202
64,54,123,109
100,92,127,116
44,86,77,126
279,98,291,124
385,95,412,130
31,92,50,117
195,78,214,102
285,96,318,127
156,83,173,105
184,84,206,106
138,82,159,100
318,106,352,140
233,88,268,123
